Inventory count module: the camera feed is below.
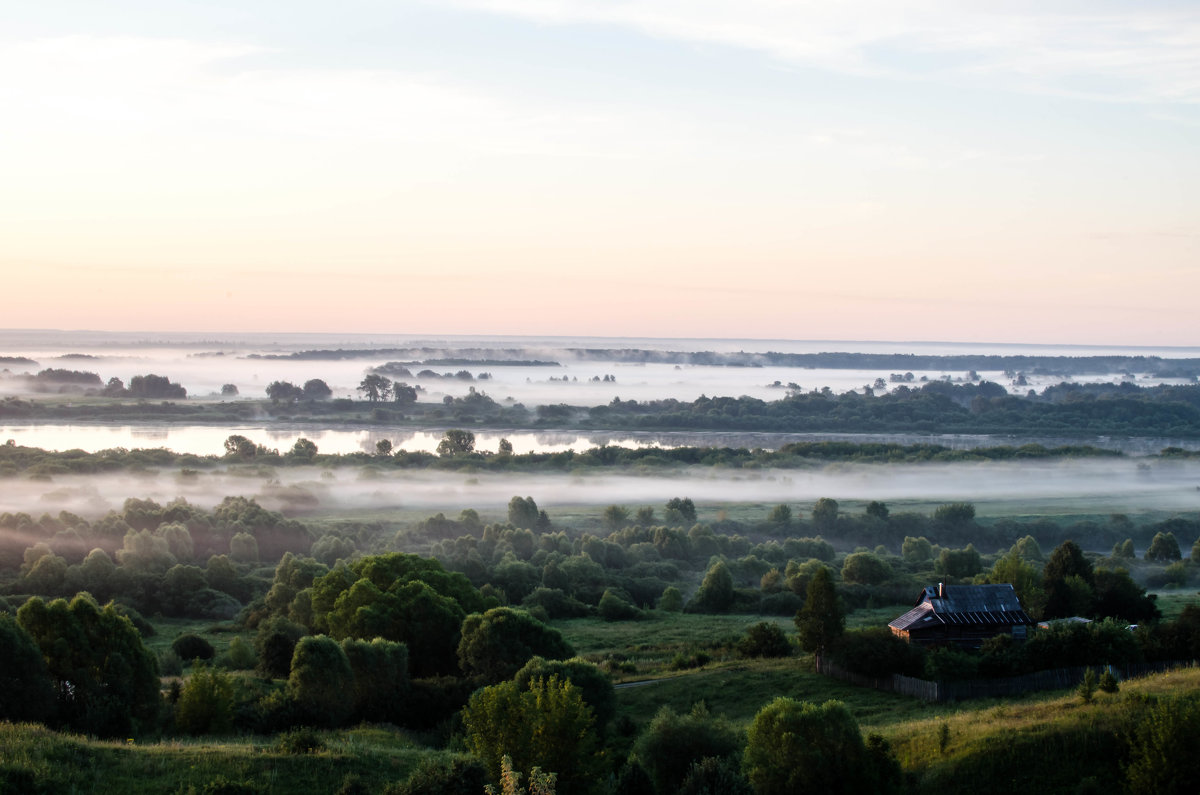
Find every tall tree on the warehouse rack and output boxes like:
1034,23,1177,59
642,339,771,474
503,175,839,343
463,676,601,794
437,429,476,456
357,374,392,402
795,566,844,655
1043,540,1095,618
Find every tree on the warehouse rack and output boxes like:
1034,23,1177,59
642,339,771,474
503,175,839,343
689,561,734,613
497,437,514,456
302,378,333,400
463,676,601,794
795,566,843,654
437,429,476,456
288,635,354,726
665,497,697,525
0,613,55,723
659,586,684,612
737,621,792,658
935,544,982,578
175,664,235,735
376,439,394,457
812,497,839,527
1043,540,1095,618
512,656,616,733
1126,697,1200,794
266,380,304,404
508,496,540,529
220,383,238,396
767,504,792,525
902,536,933,564
457,607,574,683
933,502,976,525
223,434,259,459
289,437,318,461
633,703,742,795
357,374,392,402
602,505,630,531
341,637,409,723
984,552,1047,621
392,382,418,406
1145,531,1182,563
17,593,160,736
743,698,899,795
865,501,890,521
841,552,891,585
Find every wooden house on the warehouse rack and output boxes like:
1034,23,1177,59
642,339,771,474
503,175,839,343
889,583,1034,648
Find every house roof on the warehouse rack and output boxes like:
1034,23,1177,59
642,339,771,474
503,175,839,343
889,584,1033,632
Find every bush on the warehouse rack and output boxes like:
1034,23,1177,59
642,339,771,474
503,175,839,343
383,756,486,795
275,727,325,754
172,633,215,662
736,622,792,658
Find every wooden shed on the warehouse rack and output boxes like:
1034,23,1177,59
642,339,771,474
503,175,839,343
889,583,1034,648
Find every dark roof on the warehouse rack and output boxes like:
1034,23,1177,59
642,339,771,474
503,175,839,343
889,584,1033,632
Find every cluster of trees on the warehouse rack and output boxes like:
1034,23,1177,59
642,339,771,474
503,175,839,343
1,496,311,617
265,379,333,403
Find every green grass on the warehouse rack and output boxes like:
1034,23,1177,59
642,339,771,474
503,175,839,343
1149,589,1200,621
0,722,447,795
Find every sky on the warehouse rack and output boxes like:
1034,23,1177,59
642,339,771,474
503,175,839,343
3,1,1198,344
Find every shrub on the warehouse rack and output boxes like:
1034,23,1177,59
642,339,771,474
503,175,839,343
736,622,791,658
275,727,325,754
172,633,215,662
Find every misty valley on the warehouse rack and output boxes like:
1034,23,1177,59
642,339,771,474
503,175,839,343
3,333,1200,794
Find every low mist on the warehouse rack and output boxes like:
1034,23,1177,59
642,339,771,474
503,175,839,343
4,457,1198,523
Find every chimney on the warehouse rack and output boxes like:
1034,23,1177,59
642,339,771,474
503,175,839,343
937,582,945,598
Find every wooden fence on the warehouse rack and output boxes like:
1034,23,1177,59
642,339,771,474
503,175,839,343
814,655,1196,702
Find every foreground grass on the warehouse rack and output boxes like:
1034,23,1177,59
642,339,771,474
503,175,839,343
883,666,1200,793
0,723,444,795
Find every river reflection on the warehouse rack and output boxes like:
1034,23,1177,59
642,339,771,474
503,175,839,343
2,423,1197,457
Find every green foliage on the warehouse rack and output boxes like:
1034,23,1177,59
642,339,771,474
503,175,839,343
437,429,476,456
341,637,409,724
795,566,844,654
830,627,925,678
664,497,697,525
308,552,488,677
766,504,792,525
902,535,933,563
0,613,55,723
689,561,734,613
984,552,1047,621
1145,531,1182,563
935,544,982,578
17,593,160,736
1099,669,1120,694
386,756,487,795
457,607,574,683
736,621,791,658
933,502,976,525
811,497,839,527
172,633,215,662
1043,540,1095,618
513,657,616,733
841,552,892,585
1078,668,1097,703
743,698,899,795
463,676,601,795
633,703,742,795
175,665,235,735
485,755,558,795
287,635,354,726
658,586,684,612
275,726,326,754
1125,696,1200,795
678,756,752,795
598,589,640,621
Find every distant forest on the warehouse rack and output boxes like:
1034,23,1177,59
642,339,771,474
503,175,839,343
6,377,1200,439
